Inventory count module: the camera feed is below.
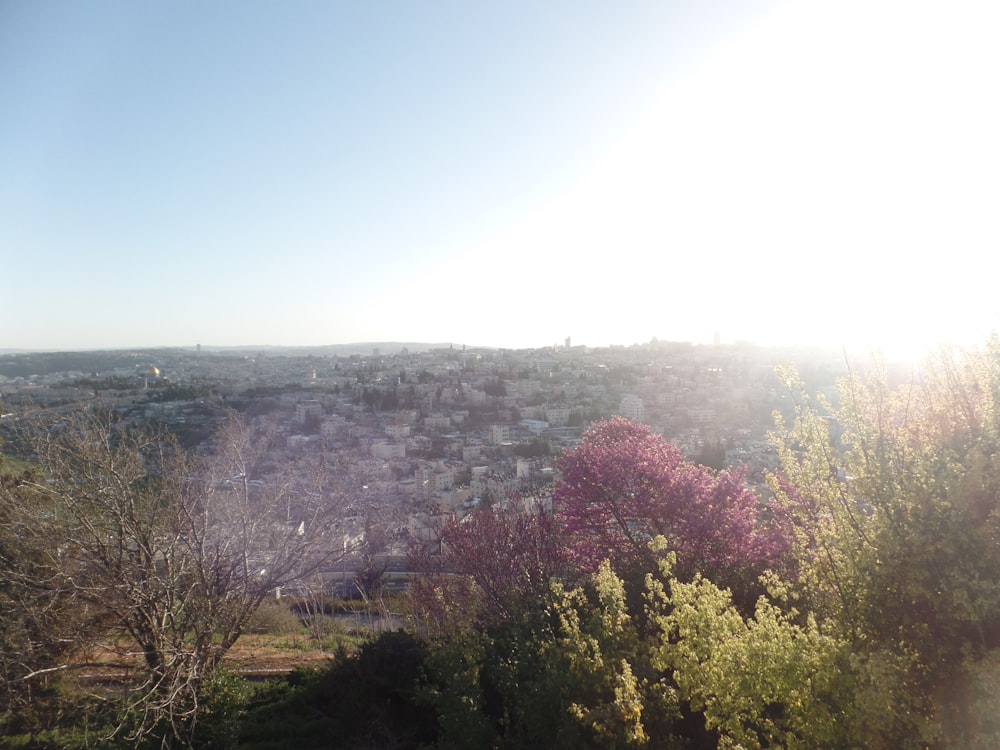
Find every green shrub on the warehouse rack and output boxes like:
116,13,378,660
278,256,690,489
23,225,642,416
237,631,436,749
192,670,251,750
245,600,302,636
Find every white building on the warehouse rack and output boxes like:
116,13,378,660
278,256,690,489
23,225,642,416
489,424,511,445
462,444,483,463
619,395,645,422
471,472,520,504
416,464,455,496
423,415,451,431
656,392,676,408
385,423,411,439
321,415,348,439
688,407,717,426
520,418,549,435
544,405,570,426
517,458,532,479
370,441,406,460
295,399,323,425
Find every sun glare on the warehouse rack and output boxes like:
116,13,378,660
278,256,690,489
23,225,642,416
479,0,1000,357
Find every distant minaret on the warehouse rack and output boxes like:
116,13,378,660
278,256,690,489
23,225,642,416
565,336,571,349
713,331,721,347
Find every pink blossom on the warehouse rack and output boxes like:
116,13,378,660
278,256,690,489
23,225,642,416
554,418,793,588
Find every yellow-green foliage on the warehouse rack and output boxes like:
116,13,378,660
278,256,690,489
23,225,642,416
769,340,1000,748
420,559,681,749
557,562,656,747
640,545,843,749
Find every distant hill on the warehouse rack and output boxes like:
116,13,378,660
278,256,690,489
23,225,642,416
0,349,189,379
0,343,481,379
200,342,459,356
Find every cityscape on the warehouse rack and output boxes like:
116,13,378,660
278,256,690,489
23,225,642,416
4,0,999,743
4,337,999,747
0,339,853,579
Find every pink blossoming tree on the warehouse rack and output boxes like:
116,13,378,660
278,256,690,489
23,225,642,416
407,501,566,634
554,418,793,593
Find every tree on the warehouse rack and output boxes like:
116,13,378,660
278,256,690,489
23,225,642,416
554,418,793,597
0,451,90,727
513,437,551,458
444,502,564,624
770,341,1000,747
354,506,393,597
645,547,900,749
407,501,565,634
2,407,353,746
694,438,726,471
483,379,507,398
418,558,679,749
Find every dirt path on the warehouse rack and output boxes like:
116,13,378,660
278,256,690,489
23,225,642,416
221,634,334,677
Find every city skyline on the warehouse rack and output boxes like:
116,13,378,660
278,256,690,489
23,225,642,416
3,1,998,361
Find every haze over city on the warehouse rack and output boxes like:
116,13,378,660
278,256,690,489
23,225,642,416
3,1,998,360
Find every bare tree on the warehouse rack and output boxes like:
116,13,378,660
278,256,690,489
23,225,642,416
296,571,338,646
3,406,353,746
0,465,104,721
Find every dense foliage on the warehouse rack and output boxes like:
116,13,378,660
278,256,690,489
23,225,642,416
770,341,1000,746
554,417,795,601
407,502,565,634
397,342,1000,748
7,340,1000,748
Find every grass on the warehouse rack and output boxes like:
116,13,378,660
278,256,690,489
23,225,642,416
0,595,406,747
0,453,37,477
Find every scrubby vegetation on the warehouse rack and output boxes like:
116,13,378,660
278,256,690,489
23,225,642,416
5,339,1000,747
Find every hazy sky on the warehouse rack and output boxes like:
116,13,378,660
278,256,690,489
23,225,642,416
3,1,998,357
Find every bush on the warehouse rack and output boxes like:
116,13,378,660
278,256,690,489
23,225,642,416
237,631,436,749
245,600,302,636
191,671,250,750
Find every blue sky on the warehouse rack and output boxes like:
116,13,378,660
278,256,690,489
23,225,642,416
2,1,998,357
